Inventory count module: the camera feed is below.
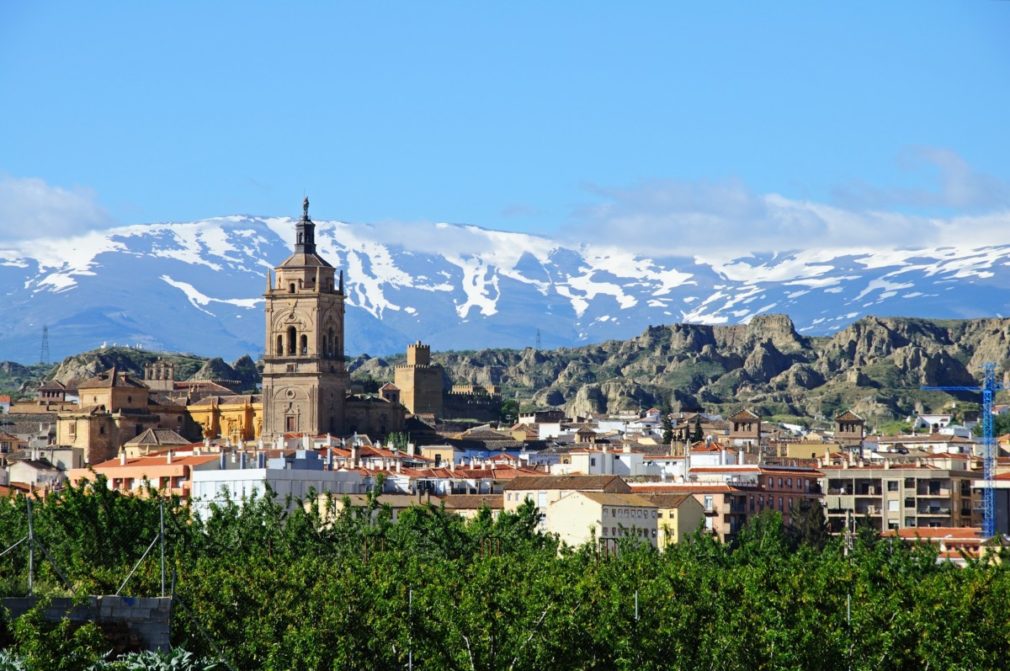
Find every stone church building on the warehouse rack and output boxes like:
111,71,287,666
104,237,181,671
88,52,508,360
261,198,404,439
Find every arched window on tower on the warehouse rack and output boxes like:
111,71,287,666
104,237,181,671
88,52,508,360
288,283,296,294
275,335,283,356
328,328,336,359
300,334,308,356
287,327,296,355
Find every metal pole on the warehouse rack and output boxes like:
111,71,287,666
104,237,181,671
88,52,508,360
26,499,33,596
408,587,413,671
634,590,639,621
160,499,166,597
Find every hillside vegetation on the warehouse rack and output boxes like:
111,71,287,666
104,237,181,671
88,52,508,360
352,315,1010,422
6,315,1010,422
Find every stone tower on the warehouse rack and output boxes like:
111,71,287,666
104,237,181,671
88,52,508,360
394,341,444,417
262,197,349,437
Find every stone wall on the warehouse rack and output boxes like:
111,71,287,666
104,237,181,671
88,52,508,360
2,595,171,652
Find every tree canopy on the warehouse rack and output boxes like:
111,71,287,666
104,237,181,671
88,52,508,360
1,481,1009,670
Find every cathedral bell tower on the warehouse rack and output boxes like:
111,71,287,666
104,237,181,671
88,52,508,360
262,197,349,437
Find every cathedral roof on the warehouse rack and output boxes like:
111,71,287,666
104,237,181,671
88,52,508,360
277,252,333,269
77,367,148,390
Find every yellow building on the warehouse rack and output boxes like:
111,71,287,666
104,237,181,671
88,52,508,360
188,394,263,443
419,444,462,467
774,441,836,461
57,367,162,465
641,493,706,548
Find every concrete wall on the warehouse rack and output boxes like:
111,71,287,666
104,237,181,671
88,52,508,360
2,596,171,652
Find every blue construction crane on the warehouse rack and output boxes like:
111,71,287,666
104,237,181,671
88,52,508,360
922,362,1003,538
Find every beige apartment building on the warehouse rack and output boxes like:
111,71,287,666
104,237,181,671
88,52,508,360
545,490,658,550
821,455,980,532
503,475,632,513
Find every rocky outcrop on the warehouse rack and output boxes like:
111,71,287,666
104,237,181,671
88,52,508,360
348,314,1010,421
18,314,1010,422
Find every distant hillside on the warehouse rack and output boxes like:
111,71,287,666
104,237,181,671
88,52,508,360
7,315,1010,423
0,347,261,397
351,315,1010,424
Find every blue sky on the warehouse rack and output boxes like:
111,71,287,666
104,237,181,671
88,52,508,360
1,2,1008,251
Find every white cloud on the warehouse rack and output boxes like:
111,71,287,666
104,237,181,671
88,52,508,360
564,152,1010,258
0,175,114,240
833,147,1010,211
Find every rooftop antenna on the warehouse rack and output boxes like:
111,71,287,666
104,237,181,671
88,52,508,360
39,325,50,365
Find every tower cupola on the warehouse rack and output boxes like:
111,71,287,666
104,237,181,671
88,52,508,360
295,196,317,254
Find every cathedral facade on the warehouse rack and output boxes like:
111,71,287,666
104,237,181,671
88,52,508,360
261,198,350,437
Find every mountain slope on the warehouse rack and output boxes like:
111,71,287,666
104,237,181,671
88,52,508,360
354,315,1010,422
1,215,1009,361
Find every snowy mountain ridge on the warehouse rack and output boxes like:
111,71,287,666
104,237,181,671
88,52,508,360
0,215,1008,362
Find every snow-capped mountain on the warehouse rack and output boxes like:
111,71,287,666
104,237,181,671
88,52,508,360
1,215,1008,362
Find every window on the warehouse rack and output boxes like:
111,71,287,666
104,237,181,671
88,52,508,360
778,497,783,510
276,335,283,356
888,500,899,512
287,327,297,355
286,416,296,432
887,481,899,492
703,495,714,512
904,497,915,508
904,478,915,489
590,457,596,467
786,478,792,488
299,334,308,356
289,283,296,293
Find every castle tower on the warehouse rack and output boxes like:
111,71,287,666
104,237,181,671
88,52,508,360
262,197,349,437
394,340,444,417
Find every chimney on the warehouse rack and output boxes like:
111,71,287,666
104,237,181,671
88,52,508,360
204,436,210,449
166,450,173,465
119,451,126,466
395,459,401,474
720,447,727,466
407,442,416,457
449,459,455,472
351,446,358,468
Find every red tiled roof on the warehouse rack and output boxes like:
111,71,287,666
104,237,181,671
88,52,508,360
882,527,981,541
